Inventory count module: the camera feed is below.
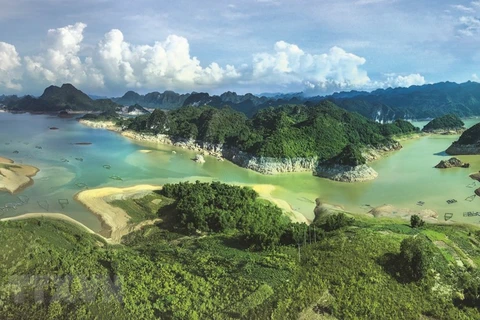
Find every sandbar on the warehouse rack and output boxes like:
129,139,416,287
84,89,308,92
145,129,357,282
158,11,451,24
0,157,39,193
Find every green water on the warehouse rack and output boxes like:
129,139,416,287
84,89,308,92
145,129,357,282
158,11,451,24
1,113,479,231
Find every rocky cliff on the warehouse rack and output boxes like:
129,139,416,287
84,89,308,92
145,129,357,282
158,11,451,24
314,164,378,182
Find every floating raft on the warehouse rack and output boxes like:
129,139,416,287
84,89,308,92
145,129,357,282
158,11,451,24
109,175,123,181
465,195,476,202
37,200,49,211
446,199,457,204
35,146,42,149
75,182,88,189
444,213,453,221
463,211,480,217
58,199,69,209
61,158,69,163
17,195,29,204
467,182,476,188
75,157,84,162
416,201,425,206
103,164,111,169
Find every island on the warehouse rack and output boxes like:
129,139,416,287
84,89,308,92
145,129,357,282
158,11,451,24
446,122,480,154
0,156,39,193
80,102,418,182
422,114,465,134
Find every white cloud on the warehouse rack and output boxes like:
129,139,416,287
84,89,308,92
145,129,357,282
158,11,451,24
0,22,428,95
451,4,475,13
0,42,22,90
383,73,426,88
458,16,480,36
22,23,240,93
24,22,104,88
252,41,370,92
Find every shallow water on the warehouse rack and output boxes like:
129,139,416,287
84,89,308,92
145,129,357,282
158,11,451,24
0,113,479,231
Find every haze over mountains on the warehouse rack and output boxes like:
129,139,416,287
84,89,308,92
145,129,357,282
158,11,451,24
3,81,480,122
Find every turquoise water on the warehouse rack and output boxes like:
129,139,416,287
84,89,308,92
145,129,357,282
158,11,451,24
1,113,480,231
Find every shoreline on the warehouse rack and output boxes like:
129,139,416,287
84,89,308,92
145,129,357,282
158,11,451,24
79,119,406,182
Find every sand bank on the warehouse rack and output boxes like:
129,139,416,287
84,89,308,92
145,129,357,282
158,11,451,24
0,157,39,193
249,184,310,224
74,184,162,243
369,204,438,222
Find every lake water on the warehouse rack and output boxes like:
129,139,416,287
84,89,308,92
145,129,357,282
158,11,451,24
1,113,479,231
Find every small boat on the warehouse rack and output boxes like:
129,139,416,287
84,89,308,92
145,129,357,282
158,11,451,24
444,213,453,221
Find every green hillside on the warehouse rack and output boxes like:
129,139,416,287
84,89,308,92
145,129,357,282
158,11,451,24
1,182,480,319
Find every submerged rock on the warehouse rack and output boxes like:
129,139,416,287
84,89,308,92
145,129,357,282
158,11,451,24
435,157,469,169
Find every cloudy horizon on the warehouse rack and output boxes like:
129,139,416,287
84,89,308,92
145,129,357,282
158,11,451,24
0,0,479,96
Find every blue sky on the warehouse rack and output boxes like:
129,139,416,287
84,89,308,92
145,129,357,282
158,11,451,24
0,0,479,96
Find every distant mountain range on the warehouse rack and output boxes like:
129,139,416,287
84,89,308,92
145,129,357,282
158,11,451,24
4,84,120,112
4,81,480,121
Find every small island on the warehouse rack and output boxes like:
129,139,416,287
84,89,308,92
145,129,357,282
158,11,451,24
0,157,39,193
435,157,469,169
446,122,480,154
422,114,465,134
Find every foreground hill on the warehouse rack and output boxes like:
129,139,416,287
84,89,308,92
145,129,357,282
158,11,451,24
6,84,120,112
1,182,479,319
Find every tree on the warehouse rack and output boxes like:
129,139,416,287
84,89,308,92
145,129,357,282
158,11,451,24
410,214,425,228
398,236,434,282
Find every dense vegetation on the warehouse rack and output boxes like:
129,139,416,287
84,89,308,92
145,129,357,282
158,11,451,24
116,102,418,162
422,114,465,132
456,122,480,145
159,181,295,249
2,205,480,319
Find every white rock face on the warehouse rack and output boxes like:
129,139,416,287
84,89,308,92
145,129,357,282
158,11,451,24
314,164,378,182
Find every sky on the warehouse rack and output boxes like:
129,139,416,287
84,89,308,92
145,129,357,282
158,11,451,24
0,0,479,96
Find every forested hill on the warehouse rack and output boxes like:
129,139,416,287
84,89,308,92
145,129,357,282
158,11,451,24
113,101,418,162
105,81,480,121
329,81,480,121
5,84,120,112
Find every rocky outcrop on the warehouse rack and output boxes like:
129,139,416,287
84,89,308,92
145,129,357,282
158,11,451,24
446,142,480,155
435,157,469,169
79,119,120,131
193,154,205,163
313,164,378,182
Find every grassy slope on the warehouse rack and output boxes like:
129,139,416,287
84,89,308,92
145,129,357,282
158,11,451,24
1,200,480,319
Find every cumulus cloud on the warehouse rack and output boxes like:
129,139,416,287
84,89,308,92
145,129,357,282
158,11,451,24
252,41,370,92
0,42,22,90
383,73,426,88
0,22,427,95
21,23,240,93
